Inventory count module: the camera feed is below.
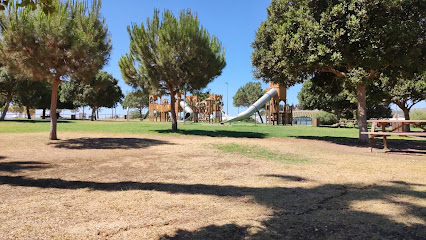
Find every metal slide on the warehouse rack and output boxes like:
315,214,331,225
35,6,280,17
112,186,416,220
222,88,278,123
180,101,194,121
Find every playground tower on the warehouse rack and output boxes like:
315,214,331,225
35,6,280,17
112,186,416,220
264,83,293,125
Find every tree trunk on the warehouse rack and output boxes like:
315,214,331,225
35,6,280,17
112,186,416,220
42,108,46,119
169,90,178,131
49,78,60,140
82,106,85,119
0,93,12,121
91,108,96,121
334,109,341,121
97,108,99,120
26,106,31,119
402,108,411,132
357,83,368,143
139,108,142,119
257,110,264,123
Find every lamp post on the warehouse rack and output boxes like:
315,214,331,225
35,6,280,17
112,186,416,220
225,81,228,115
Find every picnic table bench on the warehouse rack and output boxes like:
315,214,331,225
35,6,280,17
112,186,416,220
337,119,357,128
361,120,426,151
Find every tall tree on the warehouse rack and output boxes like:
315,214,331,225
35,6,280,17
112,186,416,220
383,73,426,119
119,9,226,131
121,91,149,119
298,78,392,120
14,80,43,119
0,68,18,120
298,78,353,120
252,0,425,142
33,82,51,119
61,71,123,121
381,73,426,131
0,0,111,139
233,82,264,122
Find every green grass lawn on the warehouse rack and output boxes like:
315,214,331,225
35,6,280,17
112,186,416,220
0,119,424,148
0,119,359,138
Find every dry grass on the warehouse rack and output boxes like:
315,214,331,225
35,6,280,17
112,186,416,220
0,132,425,239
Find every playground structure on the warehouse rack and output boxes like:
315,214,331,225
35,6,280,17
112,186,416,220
148,92,223,123
264,83,293,125
223,83,293,125
148,83,293,125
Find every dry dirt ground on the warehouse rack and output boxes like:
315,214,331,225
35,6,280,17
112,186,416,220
0,132,425,239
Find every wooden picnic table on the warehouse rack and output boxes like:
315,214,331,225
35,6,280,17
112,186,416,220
361,120,426,151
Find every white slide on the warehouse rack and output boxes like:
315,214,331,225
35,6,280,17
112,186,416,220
180,101,194,121
222,88,278,123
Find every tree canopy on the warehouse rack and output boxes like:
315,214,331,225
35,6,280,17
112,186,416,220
14,80,50,119
121,91,149,118
382,73,426,120
0,93,5,108
252,0,425,142
119,9,226,131
0,0,111,139
233,82,265,122
298,77,392,120
61,71,123,121
298,75,353,119
233,82,264,108
0,0,54,13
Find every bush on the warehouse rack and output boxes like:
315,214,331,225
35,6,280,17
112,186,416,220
313,111,338,125
129,110,143,119
410,110,426,128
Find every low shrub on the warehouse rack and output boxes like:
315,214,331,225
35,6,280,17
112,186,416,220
313,111,338,125
410,110,426,128
129,110,143,119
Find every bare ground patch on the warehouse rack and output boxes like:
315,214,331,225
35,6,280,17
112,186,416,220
0,132,425,239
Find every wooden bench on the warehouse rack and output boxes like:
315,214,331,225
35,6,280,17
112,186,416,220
361,120,426,151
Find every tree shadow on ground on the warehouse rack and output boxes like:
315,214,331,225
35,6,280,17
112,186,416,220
3,119,73,123
0,161,49,173
162,224,249,240
261,174,308,182
49,137,172,150
0,174,424,239
293,136,426,154
154,129,266,138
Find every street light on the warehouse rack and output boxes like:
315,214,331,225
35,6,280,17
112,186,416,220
225,81,228,115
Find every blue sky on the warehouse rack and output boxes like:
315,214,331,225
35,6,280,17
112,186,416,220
97,0,424,116
100,0,302,116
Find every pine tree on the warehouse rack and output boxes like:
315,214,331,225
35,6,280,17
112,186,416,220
119,9,226,131
0,0,111,139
